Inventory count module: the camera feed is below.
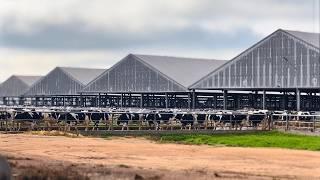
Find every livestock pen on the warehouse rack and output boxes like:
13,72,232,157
0,107,319,134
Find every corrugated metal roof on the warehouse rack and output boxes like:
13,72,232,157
0,75,42,97
59,67,106,85
24,67,106,96
191,29,320,90
133,54,227,88
15,75,42,86
284,30,320,48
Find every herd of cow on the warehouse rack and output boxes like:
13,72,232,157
0,108,272,132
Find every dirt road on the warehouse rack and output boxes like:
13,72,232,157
0,134,319,179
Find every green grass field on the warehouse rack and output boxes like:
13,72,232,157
154,131,320,151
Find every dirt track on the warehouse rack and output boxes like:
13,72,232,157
0,134,320,179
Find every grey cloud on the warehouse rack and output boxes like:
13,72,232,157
0,0,317,51
0,19,260,51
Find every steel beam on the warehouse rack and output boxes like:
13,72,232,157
192,90,196,109
223,90,228,110
140,94,144,108
296,89,301,111
262,90,266,110
165,93,168,109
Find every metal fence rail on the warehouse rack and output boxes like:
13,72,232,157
271,114,320,132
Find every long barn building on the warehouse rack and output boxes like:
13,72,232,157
0,75,42,105
192,29,320,111
1,29,319,111
81,54,227,108
22,67,105,107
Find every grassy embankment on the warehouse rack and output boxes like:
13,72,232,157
152,131,320,151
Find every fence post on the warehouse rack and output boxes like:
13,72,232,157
313,116,316,132
5,112,8,133
154,112,157,131
285,115,289,131
229,115,232,130
64,112,67,132
268,114,272,131
111,113,114,131
138,114,142,131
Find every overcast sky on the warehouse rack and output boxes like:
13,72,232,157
0,0,319,82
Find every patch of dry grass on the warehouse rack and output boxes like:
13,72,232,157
26,131,83,138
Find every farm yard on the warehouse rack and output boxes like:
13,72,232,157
1,131,320,179
0,0,319,179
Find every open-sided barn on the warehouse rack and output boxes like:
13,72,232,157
81,54,227,108
191,29,320,111
1,29,319,111
0,75,42,105
23,67,105,106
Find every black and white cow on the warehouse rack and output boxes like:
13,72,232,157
85,111,109,131
0,111,12,130
144,112,162,130
247,111,268,128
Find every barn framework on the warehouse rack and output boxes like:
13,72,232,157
191,29,320,111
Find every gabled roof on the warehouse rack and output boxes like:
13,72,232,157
15,75,42,86
284,30,320,49
0,75,42,97
133,54,227,88
24,67,106,96
59,67,105,85
191,29,320,89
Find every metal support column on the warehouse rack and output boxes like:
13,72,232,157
120,94,123,108
80,93,83,107
254,91,258,108
2,97,6,106
18,97,23,106
129,93,132,107
223,90,228,110
105,93,108,107
248,92,253,108
55,97,59,107
188,93,191,109
262,90,266,110
282,91,287,110
296,89,301,111
146,94,150,107
165,93,168,109
50,97,54,106
98,93,101,107
192,90,196,109
213,94,217,109
42,96,45,106
35,97,39,107
140,93,144,108
63,96,66,107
